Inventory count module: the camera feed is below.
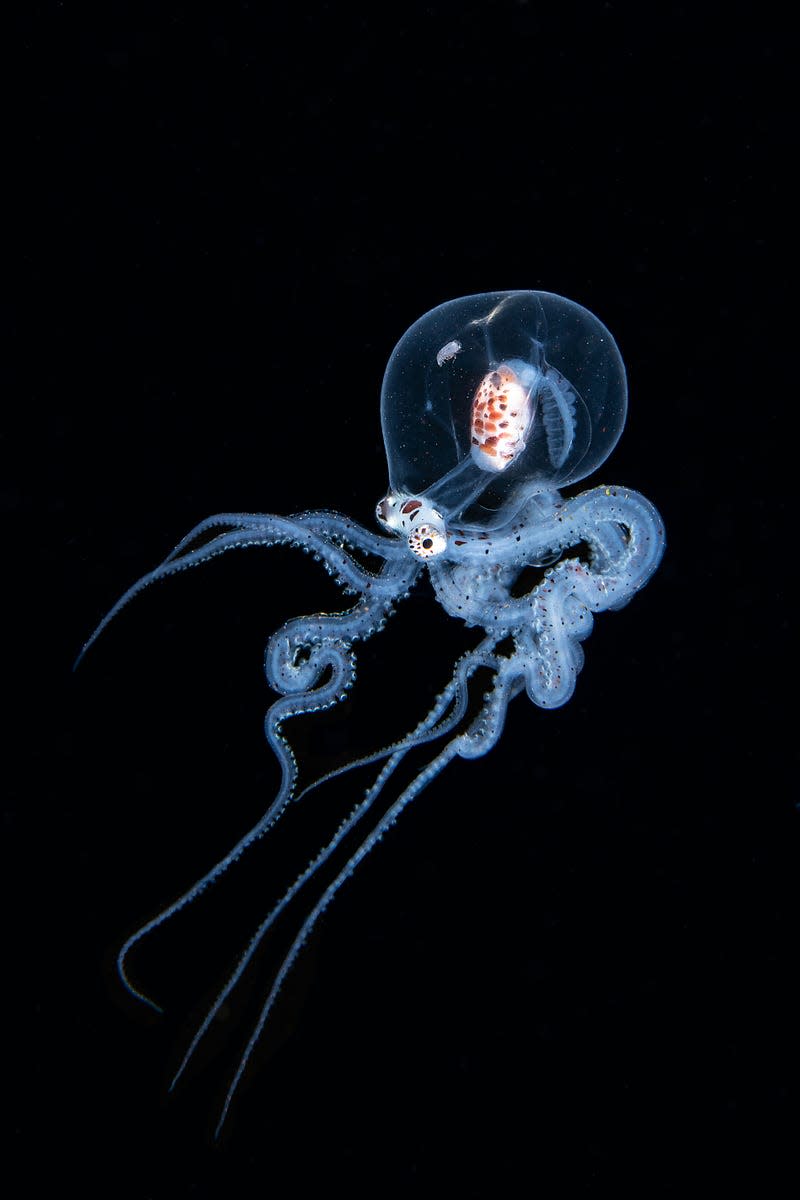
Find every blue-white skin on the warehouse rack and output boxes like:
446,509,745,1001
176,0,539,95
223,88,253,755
78,292,665,1137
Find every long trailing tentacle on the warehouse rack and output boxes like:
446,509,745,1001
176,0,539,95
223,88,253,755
290,635,500,804
169,634,501,1089
116,568,421,1009
75,510,409,668
212,655,524,1137
213,738,465,1136
76,510,419,1010
116,637,356,1011
159,509,397,568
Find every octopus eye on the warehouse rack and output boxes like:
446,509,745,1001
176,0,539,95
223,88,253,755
375,495,398,528
407,523,447,560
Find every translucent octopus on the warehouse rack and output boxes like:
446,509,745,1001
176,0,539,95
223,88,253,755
79,290,665,1135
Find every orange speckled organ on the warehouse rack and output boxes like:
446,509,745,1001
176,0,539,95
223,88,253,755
470,363,534,473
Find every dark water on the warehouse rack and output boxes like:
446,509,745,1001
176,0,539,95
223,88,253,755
11,3,793,1195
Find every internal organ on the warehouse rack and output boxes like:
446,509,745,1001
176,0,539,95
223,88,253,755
470,363,534,473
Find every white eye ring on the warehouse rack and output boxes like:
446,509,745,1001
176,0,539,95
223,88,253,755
407,522,447,559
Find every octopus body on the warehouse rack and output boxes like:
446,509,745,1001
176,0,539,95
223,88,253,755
78,290,664,1136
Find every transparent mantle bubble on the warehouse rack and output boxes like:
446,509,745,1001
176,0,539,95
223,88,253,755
380,290,627,528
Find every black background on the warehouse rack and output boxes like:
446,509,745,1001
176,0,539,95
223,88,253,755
11,2,794,1195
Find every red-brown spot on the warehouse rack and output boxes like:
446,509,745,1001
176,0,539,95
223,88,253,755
401,499,422,514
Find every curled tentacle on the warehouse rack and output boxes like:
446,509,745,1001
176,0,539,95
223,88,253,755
77,513,416,1009
515,488,663,708
75,511,413,668
206,640,547,1133
264,562,418,702
562,486,665,607
258,553,423,814
458,658,527,758
210,630,555,1135
170,635,501,1094
293,632,502,800
430,486,665,710
515,595,591,710
114,638,359,1013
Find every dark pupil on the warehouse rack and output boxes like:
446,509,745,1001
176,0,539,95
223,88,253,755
422,538,433,550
